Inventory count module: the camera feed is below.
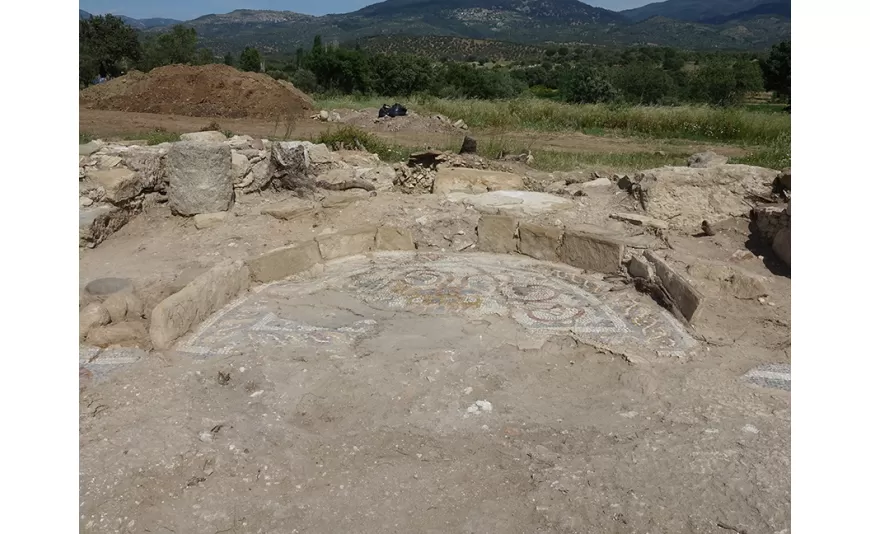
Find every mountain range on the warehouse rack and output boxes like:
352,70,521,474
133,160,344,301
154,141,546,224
79,0,790,52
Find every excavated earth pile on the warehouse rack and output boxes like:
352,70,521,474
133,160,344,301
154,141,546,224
79,64,314,119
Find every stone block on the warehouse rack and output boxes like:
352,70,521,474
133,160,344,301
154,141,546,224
316,227,377,260
375,227,415,251
518,222,562,262
150,260,250,350
87,321,149,348
246,241,322,284
180,131,227,143
560,229,625,274
261,199,317,221
773,228,791,266
433,168,525,195
477,215,517,254
644,251,705,324
89,168,143,203
166,141,234,216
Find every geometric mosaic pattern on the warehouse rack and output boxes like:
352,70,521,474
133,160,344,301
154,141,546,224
174,252,698,360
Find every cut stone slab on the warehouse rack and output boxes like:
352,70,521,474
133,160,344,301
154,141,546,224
644,251,705,324
322,191,369,209
247,241,323,284
610,212,669,231
316,227,377,261
180,131,227,143
80,303,110,342
88,168,143,204
150,260,250,350
560,229,625,275
433,168,525,195
194,212,229,230
687,262,769,299
166,141,234,216
477,215,518,254
518,222,562,262
448,191,573,217
375,227,415,251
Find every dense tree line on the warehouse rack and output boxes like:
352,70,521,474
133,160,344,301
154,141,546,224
80,16,790,107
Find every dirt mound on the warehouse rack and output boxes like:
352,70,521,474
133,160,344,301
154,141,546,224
337,108,465,134
80,64,314,120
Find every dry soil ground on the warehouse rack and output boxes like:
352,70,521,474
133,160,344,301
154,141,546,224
80,183,790,533
79,108,749,160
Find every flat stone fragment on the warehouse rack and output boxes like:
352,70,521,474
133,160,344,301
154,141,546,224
247,241,322,284
560,229,625,275
261,199,317,221
194,212,229,230
150,260,250,350
449,191,573,217
518,222,562,262
180,131,227,143
477,215,518,254
743,363,791,391
316,227,377,261
375,227,415,251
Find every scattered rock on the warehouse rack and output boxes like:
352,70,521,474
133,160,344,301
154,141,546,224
194,212,229,230
459,136,477,155
610,212,669,231
88,168,143,204
86,321,149,348
628,256,654,280
318,110,329,121
687,263,769,300
579,177,613,193
701,220,716,236
80,197,94,207
180,131,228,143
687,151,728,168
166,142,234,216
261,199,317,221
772,228,790,266
231,151,251,184
85,277,133,297
358,166,397,191
453,119,468,130
80,303,110,341
80,140,105,156
102,293,130,323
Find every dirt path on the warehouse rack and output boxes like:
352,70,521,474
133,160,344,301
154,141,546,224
79,108,749,157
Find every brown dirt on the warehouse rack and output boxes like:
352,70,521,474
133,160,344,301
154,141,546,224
80,108,750,162
79,64,314,120
336,108,465,135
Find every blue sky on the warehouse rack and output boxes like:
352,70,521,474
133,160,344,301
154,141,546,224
79,1,654,21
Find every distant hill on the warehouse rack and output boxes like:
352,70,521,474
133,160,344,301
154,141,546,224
79,9,181,29
699,1,791,25
622,0,781,23
85,0,791,52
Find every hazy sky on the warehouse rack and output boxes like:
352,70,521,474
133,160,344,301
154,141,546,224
79,1,655,21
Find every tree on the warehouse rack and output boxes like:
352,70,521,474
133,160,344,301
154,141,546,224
560,67,617,104
312,35,324,55
239,47,262,72
195,48,215,66
290,68,318,93
79,14,141,86
761,41,790,98
140,25,198,70
613,64,675,105
690,61,738,106
558,47,569,57
224,52,235,67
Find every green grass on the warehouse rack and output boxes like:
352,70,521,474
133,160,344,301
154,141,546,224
731,132,791,169
316,95,791,145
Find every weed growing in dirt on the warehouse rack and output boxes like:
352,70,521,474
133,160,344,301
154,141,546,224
314,126,412,162
732,132,791,169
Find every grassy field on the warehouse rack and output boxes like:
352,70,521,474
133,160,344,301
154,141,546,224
317,95,790,170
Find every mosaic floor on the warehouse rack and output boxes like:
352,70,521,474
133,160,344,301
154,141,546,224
174,252,698,360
